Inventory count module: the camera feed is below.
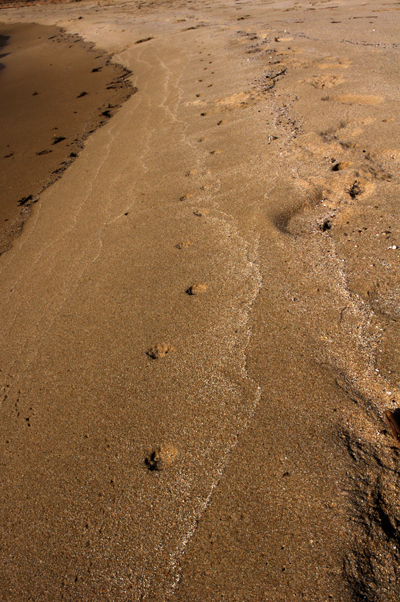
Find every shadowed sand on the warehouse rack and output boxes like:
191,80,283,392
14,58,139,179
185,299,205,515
0,20,134,254
1,0,400,600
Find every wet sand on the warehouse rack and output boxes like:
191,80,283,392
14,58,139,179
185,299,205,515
0,20,134,254
0,0,400,600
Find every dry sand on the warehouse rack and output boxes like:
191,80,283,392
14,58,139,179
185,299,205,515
0,0,400,600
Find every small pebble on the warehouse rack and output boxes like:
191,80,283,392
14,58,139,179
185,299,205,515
146,343,174,359
186,283,207,295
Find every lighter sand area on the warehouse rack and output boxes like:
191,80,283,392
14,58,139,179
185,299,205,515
1,0,400,600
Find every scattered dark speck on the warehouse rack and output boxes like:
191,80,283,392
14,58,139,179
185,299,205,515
321,219,332,232
145,451,160,471
18,195,33,207
135,37,154,45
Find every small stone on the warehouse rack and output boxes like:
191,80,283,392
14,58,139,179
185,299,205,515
146,343,174,359
332,161,352,171
193,209,209,217
176,240,193,249
186,283,207,295
145,444,179,471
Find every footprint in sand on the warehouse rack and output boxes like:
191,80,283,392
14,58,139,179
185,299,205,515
306,74,345,89
215,91,253,111
317,59,352,70
146,343,174,359
186,283,208,295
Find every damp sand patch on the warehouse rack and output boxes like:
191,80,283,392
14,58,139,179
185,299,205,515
0,21,135,255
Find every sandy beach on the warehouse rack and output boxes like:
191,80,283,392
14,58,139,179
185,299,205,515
0,0,400,600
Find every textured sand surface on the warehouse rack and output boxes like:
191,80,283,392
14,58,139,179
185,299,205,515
1,0,400,600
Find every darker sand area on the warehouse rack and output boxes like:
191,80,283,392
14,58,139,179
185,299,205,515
0,20,134,254
0,0,400,600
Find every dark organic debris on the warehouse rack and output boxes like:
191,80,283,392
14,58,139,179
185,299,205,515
184,24,205,31
18,195,33,207
135,37,154,44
